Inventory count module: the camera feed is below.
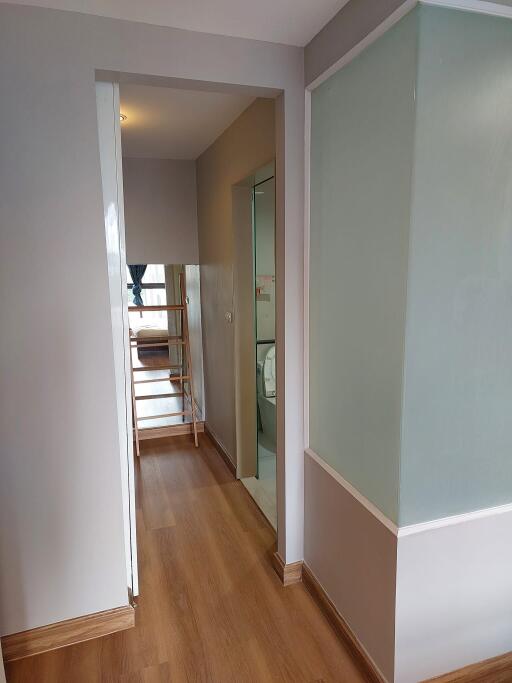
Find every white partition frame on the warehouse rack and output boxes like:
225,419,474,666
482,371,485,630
95,68,306,573
96,81,138,597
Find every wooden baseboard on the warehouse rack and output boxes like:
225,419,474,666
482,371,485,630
204,424,236,477
301,563,385,683
138,421,204,441
272,552,303,586
1,605,135,662
425,651,512,682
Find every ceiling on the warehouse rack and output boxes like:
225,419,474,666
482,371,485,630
120,84,255,159
7,0,350,46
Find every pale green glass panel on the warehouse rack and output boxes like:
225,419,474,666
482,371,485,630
400,6,512,524
309,10,418,523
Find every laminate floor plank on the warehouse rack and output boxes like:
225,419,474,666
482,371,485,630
6,434,367,683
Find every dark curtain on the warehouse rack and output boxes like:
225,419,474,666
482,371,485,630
128,264,147,306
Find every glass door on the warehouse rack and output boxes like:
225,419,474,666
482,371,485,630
253,174,276,515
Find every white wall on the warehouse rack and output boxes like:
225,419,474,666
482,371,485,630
123,158,198,265
0,0,304,635
395,508,512,682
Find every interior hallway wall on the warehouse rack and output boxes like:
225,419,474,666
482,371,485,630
122,157,198,264
0,1,303,636
196,98,275,465
306,11,417,680
305,2,512,679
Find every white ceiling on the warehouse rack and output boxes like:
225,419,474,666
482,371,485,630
120,84,255,159
7,0,350,46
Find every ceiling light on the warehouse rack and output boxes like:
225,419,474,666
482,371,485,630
120,113,127,122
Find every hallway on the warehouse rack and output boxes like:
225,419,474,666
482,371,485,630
6,435,366,683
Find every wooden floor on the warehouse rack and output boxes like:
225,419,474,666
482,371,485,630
6,434,367,683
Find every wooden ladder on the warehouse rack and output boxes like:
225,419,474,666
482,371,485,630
130,273,199,455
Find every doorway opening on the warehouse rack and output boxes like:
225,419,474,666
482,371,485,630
97,77,280,595
239,165,277,529
127,264,203,452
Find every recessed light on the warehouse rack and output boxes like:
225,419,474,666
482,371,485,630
120,113,127,122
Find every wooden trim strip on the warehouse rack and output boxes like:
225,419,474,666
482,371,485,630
132,366,189,375
134,377,180,385
137,409,190,422
301,564,386,683
130,340,185,348
425,651,512,682
128,304,183,312
272,552,303,586
135,392,184,401
204,424,236,477
1,605,135,662
138,421,204,441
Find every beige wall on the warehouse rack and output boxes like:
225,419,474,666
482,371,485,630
196,98,275,464
123,158,198,264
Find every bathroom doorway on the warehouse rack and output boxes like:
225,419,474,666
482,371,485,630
254,175,276,477
238,162,277,529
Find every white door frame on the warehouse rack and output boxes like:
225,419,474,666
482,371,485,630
96,81,138,597
95,68,306,571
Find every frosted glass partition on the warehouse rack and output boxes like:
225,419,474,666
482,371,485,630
309,11,417,523
309,4,512,526
400,6,512,524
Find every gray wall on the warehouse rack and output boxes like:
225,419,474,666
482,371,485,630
123,157,198,264
196,98,275,463
305,454,397,682
0,2,303,634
